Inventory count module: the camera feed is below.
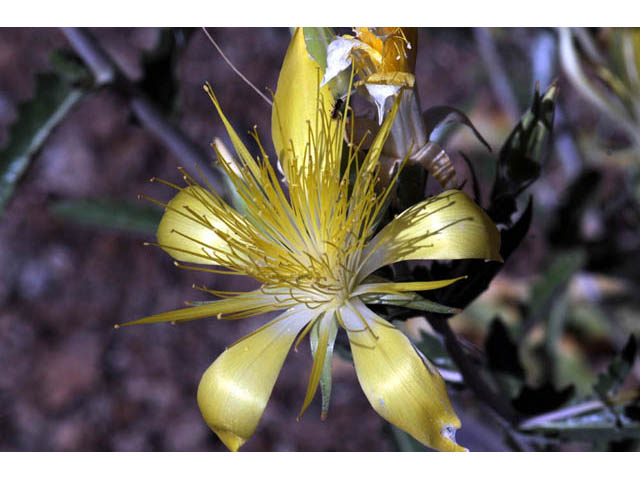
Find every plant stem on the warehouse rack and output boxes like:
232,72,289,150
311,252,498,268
60,27,228,199
518,400,604,430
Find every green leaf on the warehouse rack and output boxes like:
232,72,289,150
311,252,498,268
50,49,93,86
558,28,640,146
49,198,162,236
391,424,428,451
0,70,88,216
363,292,461,315
309,318,338,420
415,329,458,372
527,250,585,337
594,335,637,399
489,83,558,223
423,105,492,152
302,27,350,99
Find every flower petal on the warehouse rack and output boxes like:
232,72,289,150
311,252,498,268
204,84,263,181
344,298,466,452
359,189,502,279
157,186,243,265
271,27,335,177
120,288,293,326
197,306,314,451
321,36,362,86
353,277,466,297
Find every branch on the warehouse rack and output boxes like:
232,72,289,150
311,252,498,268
60,27,228,198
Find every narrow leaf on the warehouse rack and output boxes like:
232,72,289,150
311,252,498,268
423,105,492,152
363,292,461,315
0,71,87,215
50,198,162,236
309,317,338,420
594,335,637,399
490,83,558,223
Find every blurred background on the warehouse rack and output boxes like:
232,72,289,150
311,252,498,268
0,27,639,451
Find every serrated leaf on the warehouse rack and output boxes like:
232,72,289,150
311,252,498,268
0,71,88,216
50,198,162,236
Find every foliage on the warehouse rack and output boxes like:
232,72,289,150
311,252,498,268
2,27,639,452
0,50,92,216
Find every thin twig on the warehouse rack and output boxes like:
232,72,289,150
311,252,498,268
201,27,273,106
60,27,228,198
61,27,117,86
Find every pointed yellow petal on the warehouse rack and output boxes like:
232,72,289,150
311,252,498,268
119,289,289,326
360,190,502,279
157,186,241,265
204,83,262,181
197,307,312,451
353,276,466,297
271,27,335,176
344,299,466,452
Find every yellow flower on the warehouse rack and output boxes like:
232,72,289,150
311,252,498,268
124,28,501,452
323,27,417,122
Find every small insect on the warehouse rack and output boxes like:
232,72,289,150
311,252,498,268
331,98,346,119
